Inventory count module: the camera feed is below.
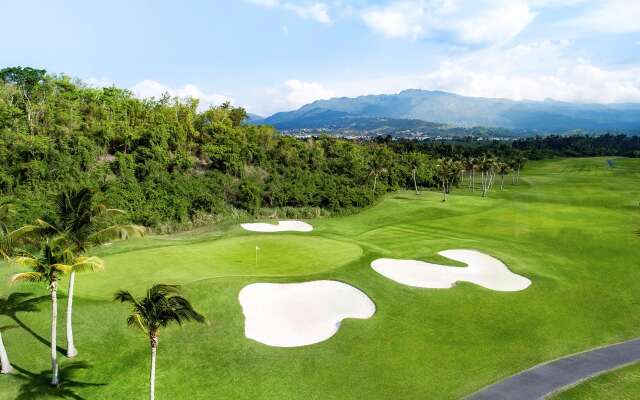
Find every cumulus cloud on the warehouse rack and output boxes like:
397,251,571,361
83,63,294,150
130,80,232,110
284,79,335,107
570,0,640,33
361,0,535,44
259,40,640,112
248,0,332,24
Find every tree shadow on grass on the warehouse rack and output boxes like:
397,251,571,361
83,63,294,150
0,292,67,354
11,362,105,400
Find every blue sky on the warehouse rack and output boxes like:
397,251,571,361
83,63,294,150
1,0,639,115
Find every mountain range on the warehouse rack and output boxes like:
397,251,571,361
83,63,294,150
256,90,640,137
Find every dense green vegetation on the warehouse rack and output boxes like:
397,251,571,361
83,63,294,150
0,157,638,399
552,362,640,400
4,68,638,234
0,68,442,231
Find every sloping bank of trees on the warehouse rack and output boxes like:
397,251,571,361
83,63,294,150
0,67,439,230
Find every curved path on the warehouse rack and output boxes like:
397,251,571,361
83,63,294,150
466,338,640,400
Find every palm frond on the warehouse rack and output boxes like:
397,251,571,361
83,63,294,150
11,256,38,268
71,256,105,273
11,272,45,284
113,290,136,303
50,263,73,274
89,224,146,246
126,313,147,333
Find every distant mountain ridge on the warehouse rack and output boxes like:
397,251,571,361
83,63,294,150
261,90,640,136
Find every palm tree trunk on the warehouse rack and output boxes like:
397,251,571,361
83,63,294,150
0,331,12,374
412,169,419,195
51,279,59,386
150,335,158,400
66,271,78,358
471,170,475,192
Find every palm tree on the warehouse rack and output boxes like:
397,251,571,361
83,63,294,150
33,187,144,358
435,158,462,202
479,155,497,198
114,285,205,400
469,157,480,192
514,156,527,184
11,238,102,386
497,161,512,190
406,152,427,195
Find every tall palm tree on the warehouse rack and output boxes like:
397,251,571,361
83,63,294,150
11,238,103,386
435,158,462,202
114,285,205,400
514,156,527,184
469,157,480,192
496,161,512,190
34,187,144,357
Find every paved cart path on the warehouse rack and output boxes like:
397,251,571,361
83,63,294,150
466,338,640,400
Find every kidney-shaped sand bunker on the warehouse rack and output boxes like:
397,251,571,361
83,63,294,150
372,249,531,292
239,280,375,347
241,220,313,233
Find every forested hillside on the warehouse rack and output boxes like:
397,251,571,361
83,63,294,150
0,68,435,230
2,68,638,232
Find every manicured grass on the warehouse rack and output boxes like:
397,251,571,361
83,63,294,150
0,157,639,399
551,362,640,399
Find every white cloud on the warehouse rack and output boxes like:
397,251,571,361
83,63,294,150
248,0,332,24
256,40,640,114
249,0,280,7
284,2,331,23
570,0,640,33
284,79,335,107
361,0,535,44
130,80,232,110
454,3,535,45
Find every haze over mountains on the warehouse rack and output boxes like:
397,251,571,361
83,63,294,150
258,90,640,137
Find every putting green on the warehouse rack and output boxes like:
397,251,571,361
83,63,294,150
0,157,639,400
79,235,363,299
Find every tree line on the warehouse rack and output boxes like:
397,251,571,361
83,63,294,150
2,66,636,230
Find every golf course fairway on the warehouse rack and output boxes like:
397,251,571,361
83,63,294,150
0,157,639,399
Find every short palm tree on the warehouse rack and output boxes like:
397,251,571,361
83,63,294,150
34,187,144,357
11,237,103,386
114,285,206,400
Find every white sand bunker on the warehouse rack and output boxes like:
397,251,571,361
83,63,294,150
372,249,531,292
241,220,313,233
239,280,375,347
